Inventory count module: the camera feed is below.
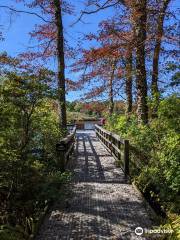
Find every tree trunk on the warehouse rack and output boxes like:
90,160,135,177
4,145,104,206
133,0,148,124
125,51,133,116
54,0,67,132
109,82,114,115
109,60,116,115
151,0,170,115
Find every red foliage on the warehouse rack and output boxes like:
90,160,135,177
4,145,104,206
14,0,74,65
71,12,133,100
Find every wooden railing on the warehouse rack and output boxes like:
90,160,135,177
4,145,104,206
56,126,76,171
95,124,129,177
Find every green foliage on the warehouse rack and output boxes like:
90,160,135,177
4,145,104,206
158,215,180,240
0,225,25,240
74,102,83,112
106,95,180,215
37,171,72,204
0,70,71,239
67,111,92,123
165,62,180,87
66,101,76,112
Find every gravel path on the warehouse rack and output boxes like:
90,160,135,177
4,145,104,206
36,130,156,240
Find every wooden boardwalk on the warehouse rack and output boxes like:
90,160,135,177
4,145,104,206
36,130,156,240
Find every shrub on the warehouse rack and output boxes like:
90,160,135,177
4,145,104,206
105,94,180,214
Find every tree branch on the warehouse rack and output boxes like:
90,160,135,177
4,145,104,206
71,0,125,26
0,5,51,23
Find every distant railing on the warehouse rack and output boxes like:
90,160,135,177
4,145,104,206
56,126,76,171
95,124,129,177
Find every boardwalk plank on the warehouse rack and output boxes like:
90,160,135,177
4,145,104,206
36,130,156,240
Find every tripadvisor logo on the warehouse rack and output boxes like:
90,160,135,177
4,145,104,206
135,226,174,236
135,227,144,236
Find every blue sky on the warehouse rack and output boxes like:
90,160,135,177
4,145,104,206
0,0,179,101
0,0,116,100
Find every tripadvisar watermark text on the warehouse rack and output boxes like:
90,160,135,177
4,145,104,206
135,226,173,236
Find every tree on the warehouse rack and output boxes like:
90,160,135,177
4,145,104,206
0,54,64,237
125,50,133,116
53,0,67,131
0,0,74,134
72,46,121,115
72,14,134,116
76,0,149,123
131,0,148,124
151,0,171,115
108,59,117,114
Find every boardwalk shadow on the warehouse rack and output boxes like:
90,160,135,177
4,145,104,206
40,182,153,240
73,131,127,184
86,133,105,180
36,131,155,240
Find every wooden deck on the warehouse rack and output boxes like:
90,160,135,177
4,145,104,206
36,130,156,240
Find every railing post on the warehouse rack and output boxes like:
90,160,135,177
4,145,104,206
124,140,129,177
95,126,98,137
110,133,112,154
56,141,66,172
118,140,121,161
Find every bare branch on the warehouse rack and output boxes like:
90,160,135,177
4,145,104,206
0,5,52,23
71,0,125,26
42,37,56,55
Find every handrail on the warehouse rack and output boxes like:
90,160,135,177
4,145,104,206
95,124,129,177
56,126,76,171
